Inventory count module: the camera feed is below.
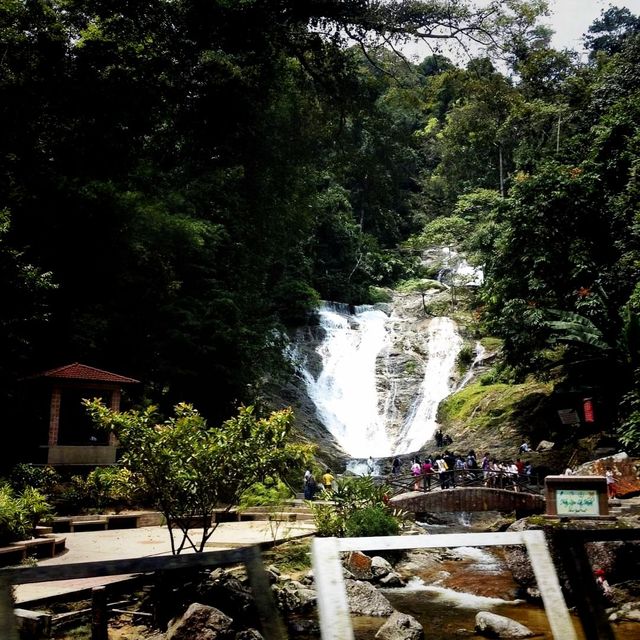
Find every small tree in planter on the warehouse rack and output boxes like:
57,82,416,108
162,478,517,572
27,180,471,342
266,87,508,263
18,487,55,537
85,400,312,554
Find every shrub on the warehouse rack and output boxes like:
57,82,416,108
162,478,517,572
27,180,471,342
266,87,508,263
18,487,55,533
456,344,474,372
0,484,29,544
368,287,393,303
310,476,402,537
344,505,400,537
10,464,60,498
239,477,294,509
63,467,148,513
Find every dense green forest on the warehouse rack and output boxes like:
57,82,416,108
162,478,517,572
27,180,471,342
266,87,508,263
2,0,640,462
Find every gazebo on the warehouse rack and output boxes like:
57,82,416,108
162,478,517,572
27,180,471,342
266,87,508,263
31,363,140,466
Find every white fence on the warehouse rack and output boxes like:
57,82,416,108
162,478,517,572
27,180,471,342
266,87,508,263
312,530,577,640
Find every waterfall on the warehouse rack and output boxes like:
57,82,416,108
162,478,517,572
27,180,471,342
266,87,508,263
456,341,487,390
436,248,484,287
392,317,462,454
294,302,463,457
300,303,392,458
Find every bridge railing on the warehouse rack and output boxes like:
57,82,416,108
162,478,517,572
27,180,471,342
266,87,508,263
384,469,542,496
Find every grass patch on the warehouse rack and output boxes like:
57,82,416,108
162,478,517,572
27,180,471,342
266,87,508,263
480,336,503,351
438,380,553,433
263,538,312,576
368,286,393,303
396,278,445,293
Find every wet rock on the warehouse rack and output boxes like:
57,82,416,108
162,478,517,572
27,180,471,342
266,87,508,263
345,580,394,616
166,603,234,639
378,571,406,587
198,569,255,619
234,630,263,640
608,601,640,623
475,611,534,638
375,611,424,640
288,618,320,634
344,550,373,580
272,579,316,612
371,556,393,579
536,440,554,452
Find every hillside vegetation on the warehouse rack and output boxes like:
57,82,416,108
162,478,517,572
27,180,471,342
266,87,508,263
2,2,640,471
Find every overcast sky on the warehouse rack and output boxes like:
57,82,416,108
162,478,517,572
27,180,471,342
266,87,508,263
545,0,640,53
400,0,640,62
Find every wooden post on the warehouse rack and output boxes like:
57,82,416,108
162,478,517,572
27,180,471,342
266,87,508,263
313,537,354,640
523,530,578,640
91,585,108,640
0,575,18,640
243,545,289,640
552,531,615,640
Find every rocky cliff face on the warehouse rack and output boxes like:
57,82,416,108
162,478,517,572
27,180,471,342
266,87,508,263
269,286,469,469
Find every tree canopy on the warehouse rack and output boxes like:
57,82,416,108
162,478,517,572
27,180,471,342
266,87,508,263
3,0,640,462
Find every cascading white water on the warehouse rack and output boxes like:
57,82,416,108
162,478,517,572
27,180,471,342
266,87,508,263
296,302,463,458
301,304,393,458
392,317,462,454
456,340,487,390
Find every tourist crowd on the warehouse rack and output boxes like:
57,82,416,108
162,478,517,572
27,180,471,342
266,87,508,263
394,450,535,492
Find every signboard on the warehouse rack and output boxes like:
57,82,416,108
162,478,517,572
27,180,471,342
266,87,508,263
583,397,595,422
556,489,600,516
558,408,580,425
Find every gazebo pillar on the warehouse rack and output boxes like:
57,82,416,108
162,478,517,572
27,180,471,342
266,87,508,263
108,389,121,446
48,386,62,447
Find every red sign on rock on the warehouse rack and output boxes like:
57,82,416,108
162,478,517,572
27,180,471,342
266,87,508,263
583,398,595,423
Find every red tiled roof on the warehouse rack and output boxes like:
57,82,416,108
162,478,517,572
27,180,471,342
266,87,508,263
34,363,140,384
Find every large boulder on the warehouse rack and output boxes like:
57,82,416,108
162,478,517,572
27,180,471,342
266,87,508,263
345,580,394,616
574,453,640,497
166,603,234,640
371,556,393,580
272,579,316,612
344,550,374,580
608,601,640,623
375,611,424,640
475,611,534,638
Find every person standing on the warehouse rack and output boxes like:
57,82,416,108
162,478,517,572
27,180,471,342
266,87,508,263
321,468,335,493
392,457,401,476
482,452,491,484
435,455,448,489
421,457,433,491
444,450,456,487
367,456,375,475
606,467,617,499
304,472,318,500
411,458,422,490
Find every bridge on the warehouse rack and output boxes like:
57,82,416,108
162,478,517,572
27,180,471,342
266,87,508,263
389,486,545,515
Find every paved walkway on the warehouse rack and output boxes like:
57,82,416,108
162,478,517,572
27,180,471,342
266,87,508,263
14,520,316,606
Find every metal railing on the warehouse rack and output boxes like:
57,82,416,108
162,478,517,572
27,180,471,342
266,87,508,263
384,469,542,496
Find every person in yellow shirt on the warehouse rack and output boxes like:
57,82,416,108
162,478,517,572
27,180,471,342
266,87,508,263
321,469,335,492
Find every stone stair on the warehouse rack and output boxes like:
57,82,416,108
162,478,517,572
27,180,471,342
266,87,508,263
609,495,640,517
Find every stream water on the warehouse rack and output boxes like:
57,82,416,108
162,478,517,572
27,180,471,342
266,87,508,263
347,523,640,640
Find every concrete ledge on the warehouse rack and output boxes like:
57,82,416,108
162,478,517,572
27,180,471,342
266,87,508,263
0,536,66,567
52,511,164,533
